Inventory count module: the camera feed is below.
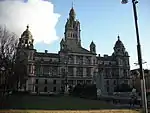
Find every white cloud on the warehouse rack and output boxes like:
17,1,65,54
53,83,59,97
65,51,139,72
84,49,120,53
0,0,61,44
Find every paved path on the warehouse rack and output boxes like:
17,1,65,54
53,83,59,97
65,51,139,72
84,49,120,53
113,104,141,109
0,109,140,113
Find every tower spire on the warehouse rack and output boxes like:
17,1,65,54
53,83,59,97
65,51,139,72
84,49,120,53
26,24,29,30
72,0,74,8
117,34,120,40
69,0,75,20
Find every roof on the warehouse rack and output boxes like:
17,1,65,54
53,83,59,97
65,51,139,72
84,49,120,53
35,52,59,58
63,39,95,55
21,25,32,39
97,55,114,61
72,47,93,54
66,46,95,55
69,7,75,16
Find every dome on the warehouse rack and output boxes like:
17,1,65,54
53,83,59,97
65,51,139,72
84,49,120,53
21,25,32,39
114,35,124,48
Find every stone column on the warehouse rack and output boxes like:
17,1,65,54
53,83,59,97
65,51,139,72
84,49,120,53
90,57,93,65
83,56,85,65
100,70,105,95
74,55,76,64
83,68,86,77
73,67,76,77
32,78,34,92
26,79,28,91
118,68,120,85
91,67,95,77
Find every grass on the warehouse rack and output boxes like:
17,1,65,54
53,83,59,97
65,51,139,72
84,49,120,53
0,94,141,113
3,95,118,110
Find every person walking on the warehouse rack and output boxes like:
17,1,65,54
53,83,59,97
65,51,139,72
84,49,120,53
130,87,137,108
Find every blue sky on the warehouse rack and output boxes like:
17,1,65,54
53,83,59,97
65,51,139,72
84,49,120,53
0,0,149,69
35,0,150,69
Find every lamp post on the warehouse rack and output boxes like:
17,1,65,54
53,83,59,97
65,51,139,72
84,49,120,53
134,61,147,66
134,61,148,70
121,0,148,112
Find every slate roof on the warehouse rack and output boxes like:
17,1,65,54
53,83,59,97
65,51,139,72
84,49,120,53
61,38,95,55
97,56,115,61
69,46,95,54
35,52,59,58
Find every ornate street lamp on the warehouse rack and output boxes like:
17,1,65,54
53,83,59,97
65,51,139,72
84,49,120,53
121,0,148,113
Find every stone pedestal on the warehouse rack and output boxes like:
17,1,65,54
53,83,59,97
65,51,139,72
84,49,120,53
64,85,69,95
95,70,104,95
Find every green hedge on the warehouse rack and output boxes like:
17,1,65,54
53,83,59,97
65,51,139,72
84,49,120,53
72,84,97,99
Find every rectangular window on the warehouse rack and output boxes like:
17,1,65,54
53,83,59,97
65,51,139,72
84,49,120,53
68,67,73,76
87,57,91,64
68,55,74,64
86,68,91,76
51,67,58,76
35,86,38,92
49,67,52,76
114,80,116,85
79,67,83,76
93,59,97,65
43,66,49,76
44,87,47,92
35,79,38,84
53,80,56,84
106,80,109,85
45,79,47,84
107,87,109,92
35,65,43,76
105,69,109,78
53,87,56,92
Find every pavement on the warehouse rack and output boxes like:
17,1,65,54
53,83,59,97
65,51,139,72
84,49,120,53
113,103,141,109
98,95,142,109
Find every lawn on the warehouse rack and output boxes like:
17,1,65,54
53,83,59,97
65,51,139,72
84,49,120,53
0,94,141,113
3,94,117,110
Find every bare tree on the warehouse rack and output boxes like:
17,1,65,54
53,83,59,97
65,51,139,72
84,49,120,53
0,25,18,100
0,26,18,60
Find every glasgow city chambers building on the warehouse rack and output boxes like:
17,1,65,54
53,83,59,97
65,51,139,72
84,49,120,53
16,7,131,95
